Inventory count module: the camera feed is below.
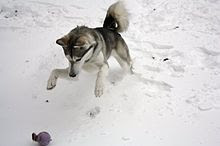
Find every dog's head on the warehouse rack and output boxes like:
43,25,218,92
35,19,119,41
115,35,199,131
56,26,96,77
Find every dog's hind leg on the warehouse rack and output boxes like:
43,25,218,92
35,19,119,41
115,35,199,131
47,68,69,90
113,52,133,74
95,63,109,97
113,42,133,74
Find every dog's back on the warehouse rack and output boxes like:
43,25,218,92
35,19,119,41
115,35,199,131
95,27,122,58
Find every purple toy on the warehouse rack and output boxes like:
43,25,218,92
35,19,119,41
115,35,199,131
32,132,52,146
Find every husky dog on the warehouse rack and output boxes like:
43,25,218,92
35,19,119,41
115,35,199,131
47,1,133,97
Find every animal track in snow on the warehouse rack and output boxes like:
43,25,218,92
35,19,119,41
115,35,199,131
191,47,220,68
199,47,220,56
147,41,174,50
87,106,100,118
133,73,173,92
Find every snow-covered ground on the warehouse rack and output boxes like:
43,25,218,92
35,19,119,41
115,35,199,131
0,0,220,146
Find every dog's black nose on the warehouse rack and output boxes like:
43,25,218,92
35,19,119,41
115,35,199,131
69,73,77,78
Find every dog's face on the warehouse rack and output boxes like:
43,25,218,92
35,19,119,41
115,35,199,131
56,28,95,77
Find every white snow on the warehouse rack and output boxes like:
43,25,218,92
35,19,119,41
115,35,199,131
0,0,220,146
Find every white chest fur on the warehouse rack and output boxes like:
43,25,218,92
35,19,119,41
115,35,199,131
82,52,105,73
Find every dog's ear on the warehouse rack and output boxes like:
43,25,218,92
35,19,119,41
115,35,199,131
56,35,69,47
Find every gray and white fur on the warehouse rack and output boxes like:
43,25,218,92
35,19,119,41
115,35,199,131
47,1,133,97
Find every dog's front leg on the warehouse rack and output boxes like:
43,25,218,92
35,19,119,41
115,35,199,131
47,68,69,90
95,63,109,97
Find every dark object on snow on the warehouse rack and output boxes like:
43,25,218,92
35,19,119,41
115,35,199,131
88,106,100,118
32,132,51,146
174,26,179,29
163,58,169,62
45,100,49,103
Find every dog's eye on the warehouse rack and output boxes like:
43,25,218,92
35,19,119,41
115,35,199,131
76,58,81,62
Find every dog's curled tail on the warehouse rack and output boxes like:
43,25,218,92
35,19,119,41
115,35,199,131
103,1,129,32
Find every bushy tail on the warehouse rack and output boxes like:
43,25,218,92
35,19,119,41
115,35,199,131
103,1,129,32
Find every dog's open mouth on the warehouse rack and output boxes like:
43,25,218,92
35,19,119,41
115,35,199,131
68,73,79,81
69,73,77,78
68,67,78,78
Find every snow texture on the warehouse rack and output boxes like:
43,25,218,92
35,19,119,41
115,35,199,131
0,0,220,146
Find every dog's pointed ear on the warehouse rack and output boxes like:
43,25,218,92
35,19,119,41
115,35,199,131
56,35,69,47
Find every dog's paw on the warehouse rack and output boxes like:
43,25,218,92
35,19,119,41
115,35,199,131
95,84,104,97
47,76,57,90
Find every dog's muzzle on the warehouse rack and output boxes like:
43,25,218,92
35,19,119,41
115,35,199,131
69,62,79,78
